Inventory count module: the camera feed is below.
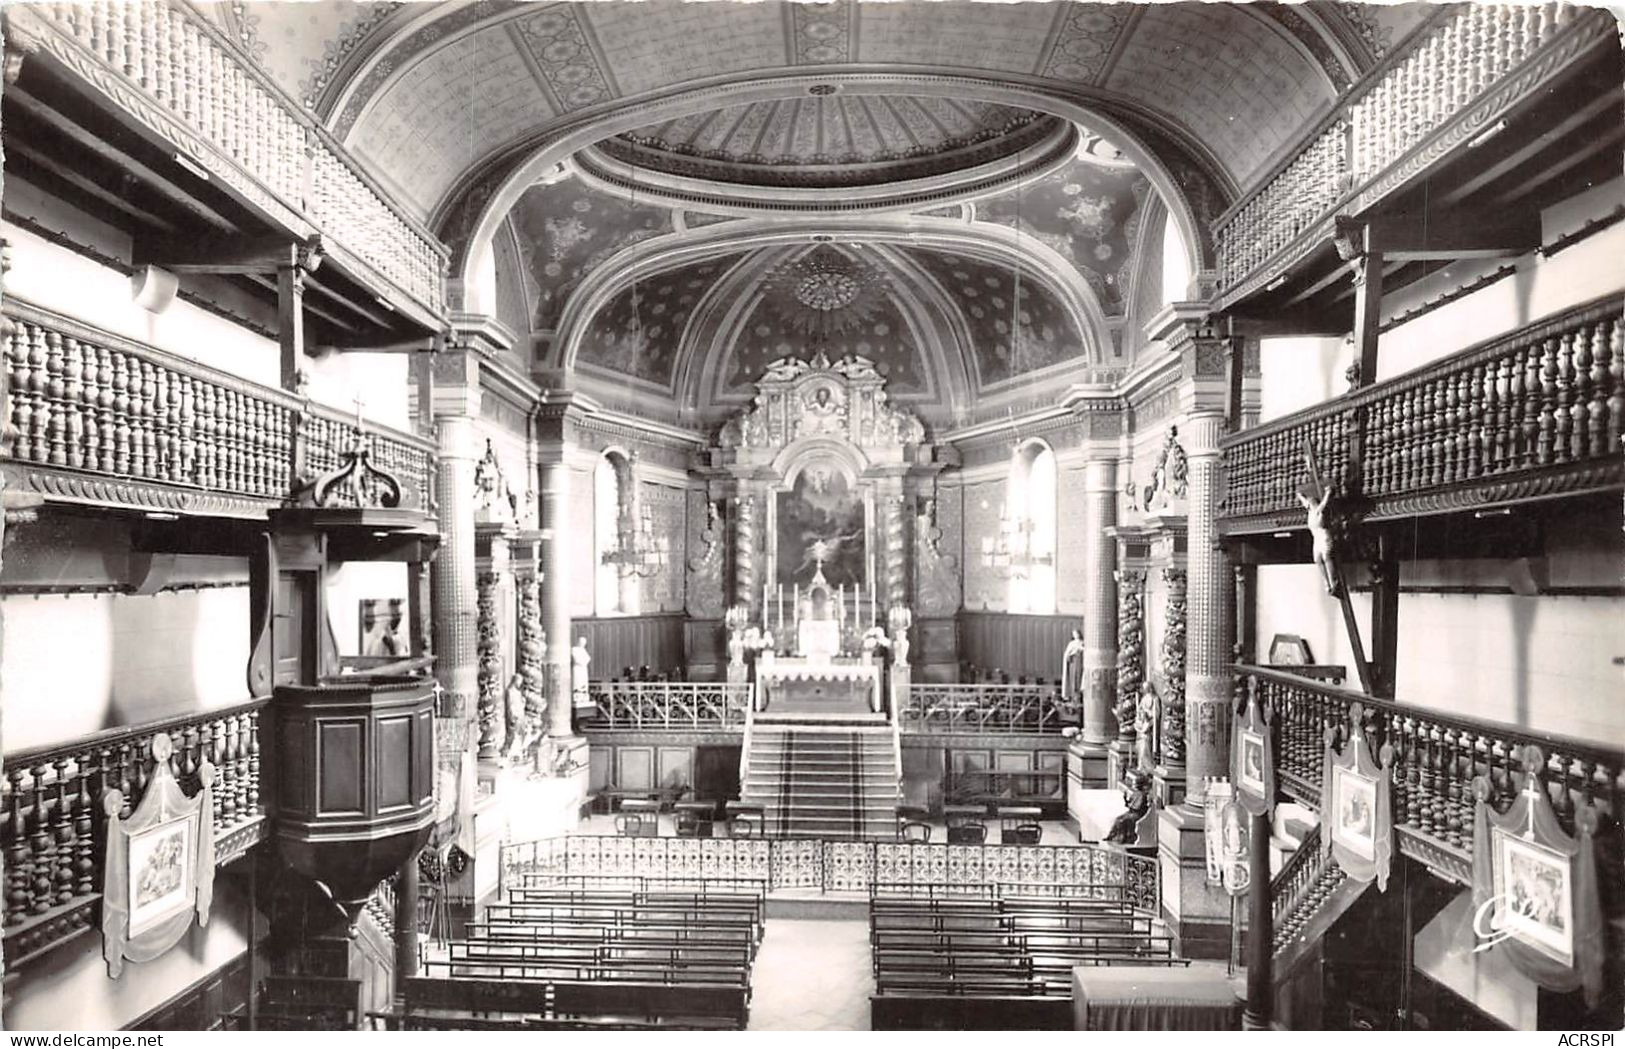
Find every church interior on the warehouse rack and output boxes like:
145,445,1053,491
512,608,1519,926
0,0,1621,1033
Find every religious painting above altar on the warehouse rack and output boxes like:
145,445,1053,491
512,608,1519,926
777,465,864,589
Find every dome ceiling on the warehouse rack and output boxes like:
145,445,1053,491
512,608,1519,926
599,96,1064,189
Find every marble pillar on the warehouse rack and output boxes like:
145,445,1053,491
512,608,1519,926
538,456,573,739
1079,456,1119,746
1181,408,1232,805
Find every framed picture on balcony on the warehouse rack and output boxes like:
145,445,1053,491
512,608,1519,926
1267,633,1313,666
1330,764,1377,861
1320,702,1394,891
101,733,215,978
1491,830,1574,967
1238,730,1267,797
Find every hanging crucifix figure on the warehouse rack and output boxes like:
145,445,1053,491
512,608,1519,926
1296,445,1340,597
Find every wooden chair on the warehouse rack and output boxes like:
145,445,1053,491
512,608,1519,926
947,822,986,845
899,821,932,843
1006,822,1043,845
614,812,645,837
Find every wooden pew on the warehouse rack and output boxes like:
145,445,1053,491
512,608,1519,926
394,976,747,1030
467,919,757,950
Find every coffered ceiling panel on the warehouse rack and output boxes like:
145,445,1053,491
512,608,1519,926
580,1,787,98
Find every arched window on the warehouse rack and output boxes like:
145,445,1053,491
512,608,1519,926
1161,212,1192,306
594,452,637,616
1006,441,1057,614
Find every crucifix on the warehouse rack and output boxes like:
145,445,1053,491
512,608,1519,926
352,394,367,436
1299,442,1375,695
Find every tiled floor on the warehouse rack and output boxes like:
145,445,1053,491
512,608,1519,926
747,919,875,1031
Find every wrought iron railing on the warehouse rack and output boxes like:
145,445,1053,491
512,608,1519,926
1,301,436,515
583,681,752,730
8,1,448,319
1221,296,1624,528
1,699,269,967
1215,5,1613,300
899,683,1067,734
1235,664,1625,884
498,834,1159,914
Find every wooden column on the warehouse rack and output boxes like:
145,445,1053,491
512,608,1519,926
1370,555,1400,699
275,242,320,393
1243,806,1273,1029
394,850,419,981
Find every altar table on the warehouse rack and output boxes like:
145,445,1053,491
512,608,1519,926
757,658,879,714
1072,966,1242,1030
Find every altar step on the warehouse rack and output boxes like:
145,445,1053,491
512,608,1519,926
741,724,900,840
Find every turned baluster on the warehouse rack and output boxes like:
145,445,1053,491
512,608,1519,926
244,712,260,815
1553,330,1576,464
1584,319,1609,456
125,355,147,478
1444,730,1468,847
112,742,132,820
1550,751,1577,833
1428,381,1449,486
153,366,174,481
108,351,131,475
5,769,32,924
179,18,198,126
1464,364,1486,479
219,715,239,826
195,382,215,489
1603,317,1624,449
176,723,196,782
1393,386,1414,491
1566,325,1593,462
1518,341,1541,467
1536,335,1559,465
1438,375,1459,483
176,374,197,482
52,758,75,906
135,358,157,478
25,325,51,464
1417,726,1441,837
59,336,84,470
29,764,54,914
1491,353,1513,470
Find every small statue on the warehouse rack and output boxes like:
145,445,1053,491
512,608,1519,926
1060,629,1085,703
1105,769,1153,844
571,637,591,708
502,673,537,762
728,629,746,667
892,629,910,668
1297,484,1340,596
1135,683,1160,773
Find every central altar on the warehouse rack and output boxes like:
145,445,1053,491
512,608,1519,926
757,655,880,715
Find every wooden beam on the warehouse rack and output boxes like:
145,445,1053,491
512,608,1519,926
241,272,357,334
9,86,236,231
1371,212,1541,262
1438,89,1623,208
278,262,306,392
135,234,307,275
302,271,400,330
6,140,177,233
1369,555,1400,700
1492,124,1625,207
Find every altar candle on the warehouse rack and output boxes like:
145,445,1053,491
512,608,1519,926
778,587,784,632
763,583,770,629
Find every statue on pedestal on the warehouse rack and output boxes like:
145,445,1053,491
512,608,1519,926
1135,682,1160,773
571,637,591,713
1060,629,1085,705
728,629,746,667
503,673,541,763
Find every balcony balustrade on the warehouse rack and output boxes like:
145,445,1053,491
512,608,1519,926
1214,4,1614,302
7,0,447,321
1,700,267,967
1,301,436,517
1234,664,1624,885
583,681,752,731
899,683,1068,735
1221,296,1623,530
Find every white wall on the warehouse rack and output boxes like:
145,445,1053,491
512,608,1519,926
1,589,252,752
325,561,411,657
1258,336,1348,423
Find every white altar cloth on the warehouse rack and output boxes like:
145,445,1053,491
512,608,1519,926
758,658,880,712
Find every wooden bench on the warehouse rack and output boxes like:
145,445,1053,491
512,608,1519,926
467,919,758,949
450,939,753,968
507,889,766,926
396,976,747,1030
870,993,1073,1031
425,957,750,987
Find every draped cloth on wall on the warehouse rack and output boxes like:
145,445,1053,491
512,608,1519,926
1072,968,1242,1030
1469,746,1608,1008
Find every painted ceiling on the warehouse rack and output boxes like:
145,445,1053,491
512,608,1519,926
574,253,747,387
901,249,1089,387
602,97,1059,188
249,0,1432,219
723,248,930,398
506,175,673,333
976,154,1151,317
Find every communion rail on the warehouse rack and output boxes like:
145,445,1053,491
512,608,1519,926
1214,5,1614,302
7,1,447,320
0,699,269,967
582,681,752,730
1,301,436,516
1234,664,1625,885
900,683,1067,735
1220,295,1624,530
498,835,1159,914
